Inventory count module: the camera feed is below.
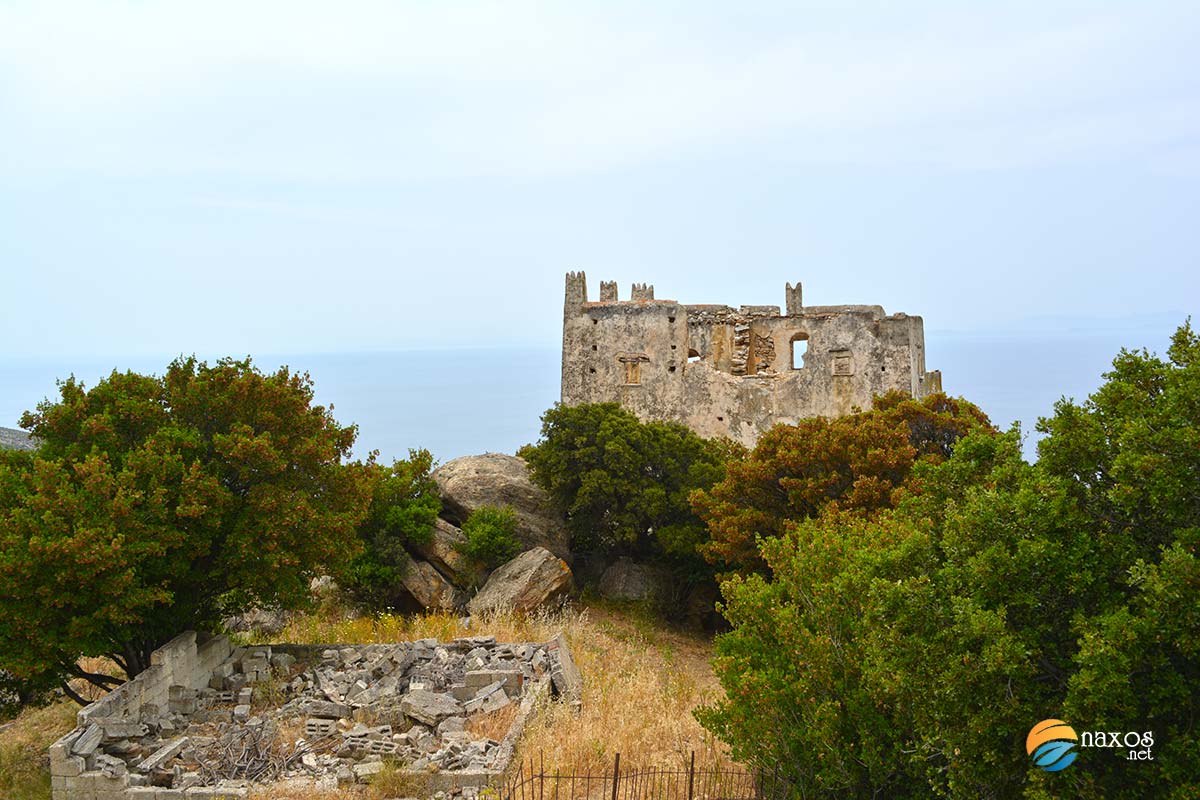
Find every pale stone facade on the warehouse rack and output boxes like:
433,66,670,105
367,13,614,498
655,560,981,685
561,273,942,446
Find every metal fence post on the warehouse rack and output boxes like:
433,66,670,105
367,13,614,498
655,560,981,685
611,752,621,800
687,751,695,800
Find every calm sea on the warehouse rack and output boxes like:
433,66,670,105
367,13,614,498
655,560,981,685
0,323,1184,464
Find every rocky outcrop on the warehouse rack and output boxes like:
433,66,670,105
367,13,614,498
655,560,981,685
433,454,570,560
400,560,469,611
597,558,669,602
410,519,485,589
223,607,295,637
467,547,574,616
0,427,37,451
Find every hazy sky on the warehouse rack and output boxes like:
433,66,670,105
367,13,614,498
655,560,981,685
1,1,1197,359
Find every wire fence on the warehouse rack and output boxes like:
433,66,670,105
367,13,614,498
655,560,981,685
500,752,790,800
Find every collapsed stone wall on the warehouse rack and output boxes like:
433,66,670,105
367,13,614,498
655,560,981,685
49,631,580,800
561,273,944,446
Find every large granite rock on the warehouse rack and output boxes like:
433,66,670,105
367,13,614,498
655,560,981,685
467,547,574,616
432,454,570,560
597,558,669,602
409,519,485,588
400,560,469,611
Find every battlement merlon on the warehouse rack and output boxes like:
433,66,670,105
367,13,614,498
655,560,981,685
564,271,588,316
785,282,803,315
631,283,655,301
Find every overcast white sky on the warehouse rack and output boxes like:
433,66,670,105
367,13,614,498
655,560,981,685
1,1,1196,358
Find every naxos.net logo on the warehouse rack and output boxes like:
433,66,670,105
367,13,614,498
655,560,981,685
1027,718,1155,772
1027,719,1079,772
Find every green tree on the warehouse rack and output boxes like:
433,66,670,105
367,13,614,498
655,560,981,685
692,391,991,576
699,324,1200,799
341,449,441,609
458,505,523,568
0,357,376,703
519,402,742,572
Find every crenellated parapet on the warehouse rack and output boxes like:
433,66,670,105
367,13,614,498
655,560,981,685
561,274,941,446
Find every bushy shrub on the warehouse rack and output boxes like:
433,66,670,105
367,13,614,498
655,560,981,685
342,449,441,609
519,402,743,574
0,357,376,701
458,505,523,568
700,324,1200,799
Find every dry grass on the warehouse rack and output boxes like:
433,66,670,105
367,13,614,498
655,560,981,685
0,702,77,800
466,702,520,742
1,601,730,800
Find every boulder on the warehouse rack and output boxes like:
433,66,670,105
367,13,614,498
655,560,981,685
400,560,469,611
409,519,484,588
222,607,294,637
432,454,570,560
597,558,669,602
467,547,574,616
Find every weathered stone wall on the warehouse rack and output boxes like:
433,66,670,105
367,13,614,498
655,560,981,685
561,273,943,445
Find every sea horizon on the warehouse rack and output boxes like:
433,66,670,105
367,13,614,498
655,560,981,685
1,317,1187,464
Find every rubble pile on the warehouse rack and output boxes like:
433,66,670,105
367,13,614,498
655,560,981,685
52,634,575,799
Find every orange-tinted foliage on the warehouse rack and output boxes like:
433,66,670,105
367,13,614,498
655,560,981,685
692,392,992,575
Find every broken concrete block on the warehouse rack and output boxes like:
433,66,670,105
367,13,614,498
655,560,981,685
71,723,103,756
546,632,582,703
304,699,350,718
352,761,385,780
304,717,337,737
49,754,86,777
400,690,463,726
437,716,466,735
465,682,510,714
99,718,149,740
465,669,523,697
96,752,128,777
136,737,189,773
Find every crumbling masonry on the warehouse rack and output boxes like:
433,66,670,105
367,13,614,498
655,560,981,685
48,630,580,799
561,274,943,445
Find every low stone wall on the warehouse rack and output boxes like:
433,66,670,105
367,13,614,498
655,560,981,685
76,633,233,730
50,631,236,799
49,631,580,800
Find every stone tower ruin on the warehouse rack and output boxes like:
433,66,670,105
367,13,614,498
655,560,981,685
561,273,943,446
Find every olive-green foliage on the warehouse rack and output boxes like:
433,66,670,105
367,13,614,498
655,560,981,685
700,323,1200,800
458,505,522,568
0,357,376,700
343,449,441,610
519,402,743,573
